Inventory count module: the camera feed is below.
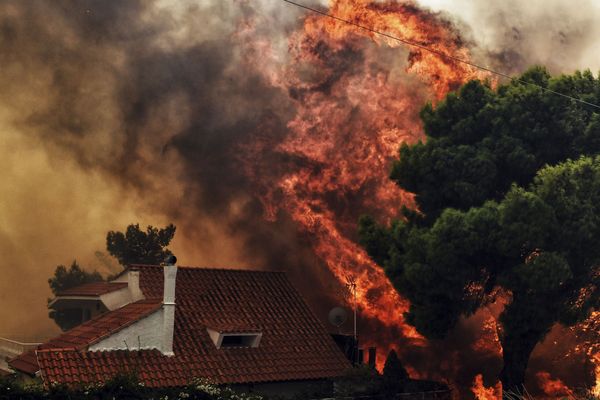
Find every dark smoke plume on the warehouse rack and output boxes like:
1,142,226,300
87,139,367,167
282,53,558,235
0,0,318,338
1,0,598,397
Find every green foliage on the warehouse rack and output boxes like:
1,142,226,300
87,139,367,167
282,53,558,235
0,374,264,400
392,67,600,223
106,223,176,266
47,223,176,330
48,260,103,296
359,67,600,392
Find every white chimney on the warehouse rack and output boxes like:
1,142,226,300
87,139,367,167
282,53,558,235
128,268,143,301
162,256,178,356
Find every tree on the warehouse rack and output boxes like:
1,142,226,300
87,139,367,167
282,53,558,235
48,260,103,296
359,67,600,393
48,260,103,330
47,223,176,330
382,350,409,394
106,223,176,266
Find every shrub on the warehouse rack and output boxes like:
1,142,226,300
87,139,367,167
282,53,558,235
0,374,263,400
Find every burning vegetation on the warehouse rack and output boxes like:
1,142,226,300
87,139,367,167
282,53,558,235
0,0,599,398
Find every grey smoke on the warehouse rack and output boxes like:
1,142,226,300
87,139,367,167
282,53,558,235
1,0,598,394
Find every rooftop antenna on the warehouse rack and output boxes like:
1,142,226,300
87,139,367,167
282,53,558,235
345,275,358,364
346,276,357,341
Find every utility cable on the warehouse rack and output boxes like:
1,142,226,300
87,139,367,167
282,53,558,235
282,0,600,110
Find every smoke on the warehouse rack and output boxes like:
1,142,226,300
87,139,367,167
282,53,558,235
0,0,301,338
417,0,600,75
1,0,599,396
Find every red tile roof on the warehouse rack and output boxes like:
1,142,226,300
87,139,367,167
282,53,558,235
12,266,350,386
7,351,38,375
57,282,128,296
10,299,162,375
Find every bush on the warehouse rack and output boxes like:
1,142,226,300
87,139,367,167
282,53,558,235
0,374,263,400
382,350,409,394
334,365,381,397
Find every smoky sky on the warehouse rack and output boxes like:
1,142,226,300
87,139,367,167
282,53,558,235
1,0,599,395
0,0,312,338
418,0,600,75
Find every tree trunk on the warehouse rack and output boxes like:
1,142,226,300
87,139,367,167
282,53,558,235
499,333,539,396
498,295,556,398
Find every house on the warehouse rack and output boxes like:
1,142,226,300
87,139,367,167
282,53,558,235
9,261,350,398
47,278,143,328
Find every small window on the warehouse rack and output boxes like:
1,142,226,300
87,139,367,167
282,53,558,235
221,335,257,348
207,328,262,349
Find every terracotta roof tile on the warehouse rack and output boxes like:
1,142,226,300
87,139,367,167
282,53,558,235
17,266,350,386
57,282,128,296
9,299,161,374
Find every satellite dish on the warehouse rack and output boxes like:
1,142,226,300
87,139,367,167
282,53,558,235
328,307,348,328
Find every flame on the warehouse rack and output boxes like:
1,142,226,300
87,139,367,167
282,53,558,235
471,294,506,356
240,0,482,371
584,311,600,396
592,354,600,397
535,371,574,398
238,0,599,391
471,374,502,400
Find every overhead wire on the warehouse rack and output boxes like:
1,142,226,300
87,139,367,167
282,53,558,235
282,0,600,110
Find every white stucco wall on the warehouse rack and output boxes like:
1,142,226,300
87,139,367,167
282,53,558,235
112,270,144,304
89,308,164,351
100,287,135,311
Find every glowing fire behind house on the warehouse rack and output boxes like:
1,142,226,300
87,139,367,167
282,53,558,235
236,1,600,397
0,1,598,398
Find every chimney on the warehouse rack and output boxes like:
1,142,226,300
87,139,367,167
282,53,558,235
357,348,364,365
368,347,377,369
162,255,178,356
128,267,143,301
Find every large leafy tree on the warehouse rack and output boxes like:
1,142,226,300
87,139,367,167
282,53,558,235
359,67,600,393
106,223,176,266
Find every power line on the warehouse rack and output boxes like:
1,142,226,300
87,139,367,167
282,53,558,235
282,0,600,110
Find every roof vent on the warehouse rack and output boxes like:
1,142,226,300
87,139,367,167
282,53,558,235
164,255,177,266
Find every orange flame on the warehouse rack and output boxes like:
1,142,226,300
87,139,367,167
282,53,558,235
238,0,599,391
587,312,600,396
471,374,502,400
592,355,600,397
535,371,574,398
237,0,492,377
240,0,482,370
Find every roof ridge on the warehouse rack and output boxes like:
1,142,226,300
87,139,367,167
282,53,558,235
36,347,78,353
55,281,129,296
129,264,287,274
38,299,162,352
83,301,163,349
